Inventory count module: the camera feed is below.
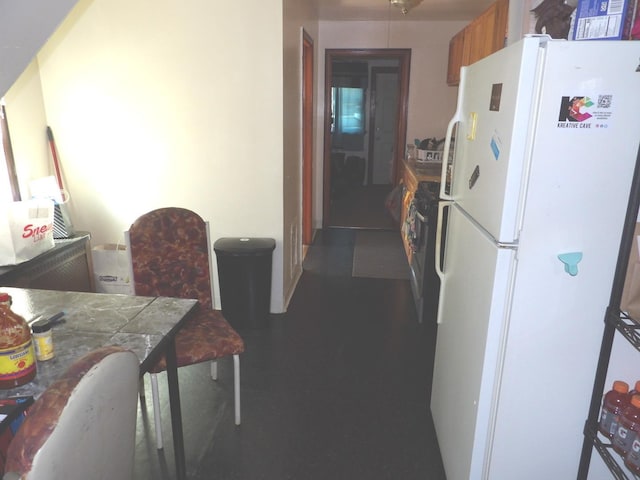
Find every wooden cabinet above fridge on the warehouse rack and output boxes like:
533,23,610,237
447,0,509,86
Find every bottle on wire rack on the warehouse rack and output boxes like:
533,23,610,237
599,380,630,439
630,381,640,399
613,394,640,456
625,396,640,474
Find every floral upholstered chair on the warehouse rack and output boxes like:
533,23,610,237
3,346,139,480
126,207,244,449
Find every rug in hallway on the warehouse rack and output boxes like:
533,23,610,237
352,230,410,280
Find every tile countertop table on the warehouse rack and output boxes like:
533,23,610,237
0,287,198,480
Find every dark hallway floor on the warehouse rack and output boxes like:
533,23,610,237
134,228,445,480
329,184,397,230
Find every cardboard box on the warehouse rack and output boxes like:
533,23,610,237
572,0,638,40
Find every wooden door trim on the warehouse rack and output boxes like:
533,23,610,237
322,48,411,228
302,30,314,245
1,105,20,201
368,66,399,186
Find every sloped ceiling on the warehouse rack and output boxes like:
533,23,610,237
0,0,79,97
0,0,493,97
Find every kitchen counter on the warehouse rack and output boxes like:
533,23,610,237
402,158,443,189
399,158,443,324
400,158,443,263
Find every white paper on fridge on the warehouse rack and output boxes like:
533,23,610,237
0,199,55,266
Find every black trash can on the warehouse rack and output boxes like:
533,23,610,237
214,237,276,330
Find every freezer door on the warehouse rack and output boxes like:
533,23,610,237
449,37,543,244
431,204,516,480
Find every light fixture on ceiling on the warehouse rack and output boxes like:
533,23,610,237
389,0,423,15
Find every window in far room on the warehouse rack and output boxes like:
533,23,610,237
331,86,365,151
331,61,368,152
332,87,364,135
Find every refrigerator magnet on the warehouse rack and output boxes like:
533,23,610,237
490,131,502,160
490,83,502,111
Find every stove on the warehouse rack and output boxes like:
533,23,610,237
407,181,443,324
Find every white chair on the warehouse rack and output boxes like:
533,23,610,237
2,346,139,480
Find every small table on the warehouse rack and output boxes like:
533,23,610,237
0,233,94,292
0,287,198,480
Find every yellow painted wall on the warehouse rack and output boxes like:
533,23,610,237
6,0,287,311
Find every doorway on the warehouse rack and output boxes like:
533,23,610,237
322,49,410,229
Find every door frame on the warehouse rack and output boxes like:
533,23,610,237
368,66,399,186
302,30,314,245
322,48,411,228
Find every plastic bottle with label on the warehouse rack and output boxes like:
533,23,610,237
0,293,36,388
625,412,640,473
599,380,630,438
613,394,640,456
31,318,54,361
629,381,640,398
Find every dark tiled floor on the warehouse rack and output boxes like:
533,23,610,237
329,185,397,230
134,228,445,480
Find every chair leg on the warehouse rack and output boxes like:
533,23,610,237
210,360,217,380
234,354,241,426
150,373,164,450
139,377,145,400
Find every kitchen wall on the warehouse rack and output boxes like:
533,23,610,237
4,0,289,312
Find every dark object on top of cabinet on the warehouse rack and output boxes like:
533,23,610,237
0,233,93,293
531,0,576,39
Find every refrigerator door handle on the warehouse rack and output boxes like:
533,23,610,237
435,200,452,325
440,116,458,201
440,67,467,200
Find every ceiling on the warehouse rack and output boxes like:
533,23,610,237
314,0,496,22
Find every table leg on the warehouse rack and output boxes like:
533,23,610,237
165,338,186,480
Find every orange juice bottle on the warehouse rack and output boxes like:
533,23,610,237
599,381,630,438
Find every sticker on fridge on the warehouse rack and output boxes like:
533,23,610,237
556,95,614,129
490,131,502,160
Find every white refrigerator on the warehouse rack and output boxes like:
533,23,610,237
431,36,640,480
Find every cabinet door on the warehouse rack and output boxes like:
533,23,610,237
447,29,466,86
401,187,414,261
492,0,509,52
446,0,509,86
465,16,486,65
473,3,499,63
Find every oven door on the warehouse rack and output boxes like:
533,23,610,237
409,207,430,322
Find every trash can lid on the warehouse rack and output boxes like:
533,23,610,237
214,237,276,255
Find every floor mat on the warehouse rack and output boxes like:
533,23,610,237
329,185,397,230
352,230,410,280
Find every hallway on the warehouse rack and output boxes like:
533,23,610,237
329,184,398,230
134,228,445,479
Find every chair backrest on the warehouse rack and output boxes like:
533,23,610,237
3,346,139,480
126,207,214,309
